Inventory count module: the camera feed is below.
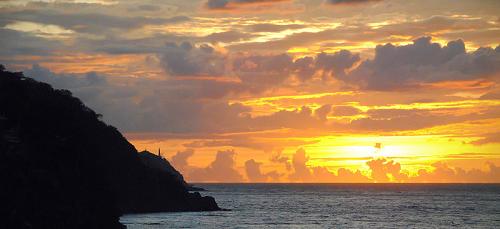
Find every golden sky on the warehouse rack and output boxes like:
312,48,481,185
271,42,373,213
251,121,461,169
1,0,500,182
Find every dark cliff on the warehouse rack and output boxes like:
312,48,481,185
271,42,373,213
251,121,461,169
138,150,188,186
138,150,205,191
0,67,219,229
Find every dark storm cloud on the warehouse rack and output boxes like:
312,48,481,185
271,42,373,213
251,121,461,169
315,50,360,78
159,40,359,81
233,53,295,86
0,28,61,56
24,64,109,92
160,42,227,77
342,37,500,90
233,49,359,83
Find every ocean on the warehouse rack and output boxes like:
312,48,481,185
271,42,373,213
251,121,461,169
120,184,500,228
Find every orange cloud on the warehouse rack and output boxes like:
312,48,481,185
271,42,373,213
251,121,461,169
180,149,244,182
412,162,500,183
470,132,500,145
245,159,281,182
171,149,195,172
152,145,500,183
366,158,408,182
288,148,371,183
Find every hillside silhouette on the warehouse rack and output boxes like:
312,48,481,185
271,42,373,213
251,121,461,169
138,150,205,191
0,65,219,229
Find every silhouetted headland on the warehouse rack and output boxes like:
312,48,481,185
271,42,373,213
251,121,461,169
138,150,206,191
0,66,219,229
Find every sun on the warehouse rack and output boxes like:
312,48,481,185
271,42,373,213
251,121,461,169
373,143,407,158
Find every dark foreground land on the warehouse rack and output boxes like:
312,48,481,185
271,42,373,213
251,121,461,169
0,66,219,229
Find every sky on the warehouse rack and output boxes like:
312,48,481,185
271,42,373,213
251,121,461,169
1,0,500,183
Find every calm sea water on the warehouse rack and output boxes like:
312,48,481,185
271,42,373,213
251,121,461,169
120,184,500,228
